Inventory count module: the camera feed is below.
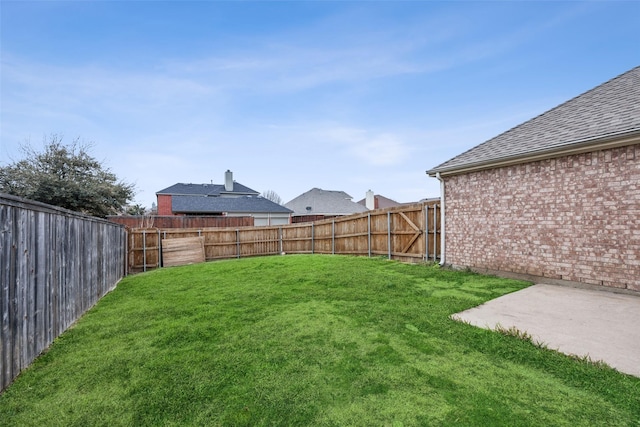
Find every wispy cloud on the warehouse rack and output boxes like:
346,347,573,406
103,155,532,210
3,56,214,112
2,0,630,207
155,9,475,94
1,54,221,158
319,126,411,166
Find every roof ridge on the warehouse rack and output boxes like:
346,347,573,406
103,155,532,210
489,65,640,143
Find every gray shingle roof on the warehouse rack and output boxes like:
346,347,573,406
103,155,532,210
156,182,259,196
172,195,293,214
284,188,369,216
428,66,640,175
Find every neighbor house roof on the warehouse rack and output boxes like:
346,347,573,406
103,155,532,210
156,182,259,196
427,66,640,176
285,188,369,216
356,194,403,209
172,195,293,214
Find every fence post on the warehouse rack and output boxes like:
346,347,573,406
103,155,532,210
425,205,429,261
125,229,129,276
433,205,438,261
279,227,283,254
158,229,162,268
332,219,335,255
367,212,371,258
236,229,240,259
311,223,314,254
142,230,147,272
387,211,391,260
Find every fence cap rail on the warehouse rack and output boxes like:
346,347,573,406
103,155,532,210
132,225,285,233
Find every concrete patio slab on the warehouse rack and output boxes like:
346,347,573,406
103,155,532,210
452,284,640,377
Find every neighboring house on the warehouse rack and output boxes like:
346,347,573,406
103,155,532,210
357,190,404,210
156,170,292,226
427,66,640,292
285,188,369,223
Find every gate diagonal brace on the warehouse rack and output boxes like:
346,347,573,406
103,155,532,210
398,212,423,254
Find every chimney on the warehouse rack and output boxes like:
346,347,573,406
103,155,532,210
365,189,375,210
225,170,233,191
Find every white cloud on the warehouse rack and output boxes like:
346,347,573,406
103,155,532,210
320,127,411,166
2,55,215,120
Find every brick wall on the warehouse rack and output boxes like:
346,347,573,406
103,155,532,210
157,194,172,215
444,143,640,291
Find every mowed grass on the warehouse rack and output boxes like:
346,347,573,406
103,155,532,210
1,255,639,426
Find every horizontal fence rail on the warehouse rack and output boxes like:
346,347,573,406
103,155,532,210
127,202,440,273
0,194,127,393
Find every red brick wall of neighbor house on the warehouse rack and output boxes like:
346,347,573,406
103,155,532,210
157,194,173,215
444,144,640,291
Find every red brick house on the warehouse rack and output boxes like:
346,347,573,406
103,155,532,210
156,170,292,226
427,66,640,292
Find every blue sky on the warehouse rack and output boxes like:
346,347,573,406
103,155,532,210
1,1,639,209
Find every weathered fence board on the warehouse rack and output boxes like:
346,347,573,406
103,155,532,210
128,202,440,273
162,237,205,267
0,194,126,393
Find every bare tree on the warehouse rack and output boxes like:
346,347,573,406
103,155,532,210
262,189,283,205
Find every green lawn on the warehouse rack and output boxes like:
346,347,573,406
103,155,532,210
1,255,639,426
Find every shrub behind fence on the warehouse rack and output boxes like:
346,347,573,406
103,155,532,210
0,194,127,392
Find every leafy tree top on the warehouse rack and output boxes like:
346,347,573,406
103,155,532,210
0,135,135,217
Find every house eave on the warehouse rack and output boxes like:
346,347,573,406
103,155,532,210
427,129,640,177
157,192,208,196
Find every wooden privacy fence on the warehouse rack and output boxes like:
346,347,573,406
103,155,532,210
128,202,440,273
0,194,127,392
